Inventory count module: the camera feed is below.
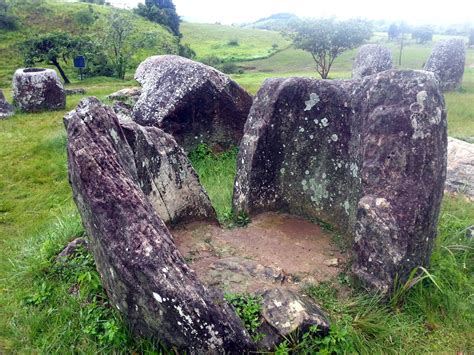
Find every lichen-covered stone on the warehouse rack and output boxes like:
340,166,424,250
133,55,253,151
352,44,393,79
424,39,466,92
66,97,252,352
257,288,329,350
107,87,141,106
120,120,217,226
0,89,14,118
233,70,447,292
446,137,474,200
13,68,65,112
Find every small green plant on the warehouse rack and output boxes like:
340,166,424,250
234,211,251,227
22,282,52,306
224,293,263,338
188,143,213,162
390,266,442,310
227,38,239,46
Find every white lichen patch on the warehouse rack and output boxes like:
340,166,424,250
304,93,320,111
153,292,163,303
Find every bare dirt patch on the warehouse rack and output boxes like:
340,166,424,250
173,212,347,294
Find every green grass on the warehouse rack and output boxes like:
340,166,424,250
181,22,291,61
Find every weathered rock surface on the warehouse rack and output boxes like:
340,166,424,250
120,120,217,226
65,98,217,226
13,68,65,112
65,88,86,96
56,238,88,262
446,137,474,199
0,89,14,118
234,70,447,292
107,87,141,105
352,44,393,79
257,289,329,350
133,55,253,151
424,39,466,92
66,98,252,352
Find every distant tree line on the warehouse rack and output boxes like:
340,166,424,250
388,23,434,44
0,0,19,30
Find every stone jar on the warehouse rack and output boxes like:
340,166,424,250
13,68,66,112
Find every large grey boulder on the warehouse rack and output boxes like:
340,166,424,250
13,68,65,112
233,70,447,293
446,137,474,200
424,39,466,92
133,55,253,151
0,89,14,118
66,98,252,352
352,44,393,79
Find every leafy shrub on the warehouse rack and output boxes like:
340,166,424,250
0,13,18,30
178,43,196,59
219,62,241,74
227,38,239,46
224,293,263,338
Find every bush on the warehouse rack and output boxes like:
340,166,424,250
219,62,241,74
0,13,18,30
178,43,196,59
227,38,239,46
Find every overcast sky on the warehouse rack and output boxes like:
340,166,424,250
171,0,473,26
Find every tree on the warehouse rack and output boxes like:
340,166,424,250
135,0,180,36
469,29,474,46
105,11,134,80
388,23,400,41
0,0,18,30
290,18,372,79
20,32,91,83
412,27,433,44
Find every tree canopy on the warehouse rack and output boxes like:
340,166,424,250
135,0,180,36
290,18,372,79
19,32,95,83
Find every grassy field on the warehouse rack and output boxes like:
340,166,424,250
181,22,291,61
1,16,474,354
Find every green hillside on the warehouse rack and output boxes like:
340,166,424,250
181,22,290,61
0,0,179,87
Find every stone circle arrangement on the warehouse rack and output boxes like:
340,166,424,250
63,51,453,352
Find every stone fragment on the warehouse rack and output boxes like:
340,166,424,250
446,137,474,200
55,238,88,262
66,97,252,352
466,226,474,240
133,55,253,151
65,88,86,95
352,44,393,79
120,119,217,226
107,87,141,105
205,257,286,293
0,89,14,118
13,68,65,112
424,39,466,92
257,288,329,350
234,70,447,293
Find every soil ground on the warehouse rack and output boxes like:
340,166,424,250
173,212,347,294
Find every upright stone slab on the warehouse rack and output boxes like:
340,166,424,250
66,98,251,352
0,89,14,118
424,39,465,92
13,68,65,112
352,44,393,79
446,137,474,200
233,70,447,292
133,55,253,151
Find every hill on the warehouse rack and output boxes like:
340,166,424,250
241,13,299,31
180,22,290,62
0,0,179,87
